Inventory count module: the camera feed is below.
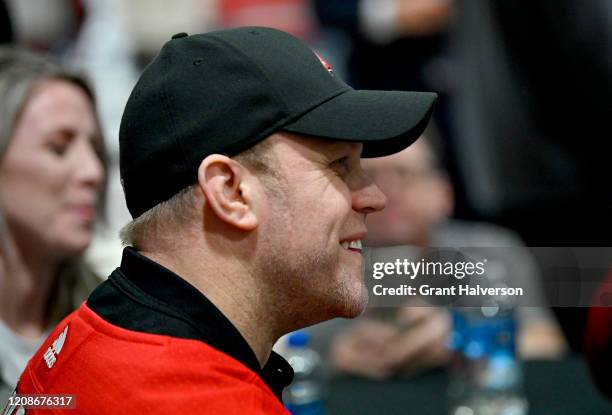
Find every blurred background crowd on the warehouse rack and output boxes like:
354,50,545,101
1,0,612,405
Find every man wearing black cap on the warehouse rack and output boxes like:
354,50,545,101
7,27,435,413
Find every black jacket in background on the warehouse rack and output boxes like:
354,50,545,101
0,1,13,44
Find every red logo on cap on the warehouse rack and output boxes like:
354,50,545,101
314,52,334,77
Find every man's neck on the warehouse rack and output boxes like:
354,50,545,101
141,249,279,367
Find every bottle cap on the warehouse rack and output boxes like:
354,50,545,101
288,330,310,347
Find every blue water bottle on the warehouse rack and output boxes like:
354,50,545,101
283,330,326,415
448,306,528,415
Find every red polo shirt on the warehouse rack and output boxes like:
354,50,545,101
7,248,292,414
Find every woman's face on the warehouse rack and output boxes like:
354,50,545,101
0,79,104,260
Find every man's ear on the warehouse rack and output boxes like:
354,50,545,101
197,154,258,231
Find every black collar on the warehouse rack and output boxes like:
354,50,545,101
87,247,293,401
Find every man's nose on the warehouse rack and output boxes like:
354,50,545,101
352,180,387,214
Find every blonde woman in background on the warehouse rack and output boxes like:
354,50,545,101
0,47,106,402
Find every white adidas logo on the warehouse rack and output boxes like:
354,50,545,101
43,325,69,369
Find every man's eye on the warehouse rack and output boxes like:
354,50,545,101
331,157,350,174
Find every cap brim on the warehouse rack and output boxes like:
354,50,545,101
283,90,437,157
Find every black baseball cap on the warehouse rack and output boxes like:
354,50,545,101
120,26,437,219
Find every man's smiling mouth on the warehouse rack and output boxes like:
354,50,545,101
340,239,363,252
